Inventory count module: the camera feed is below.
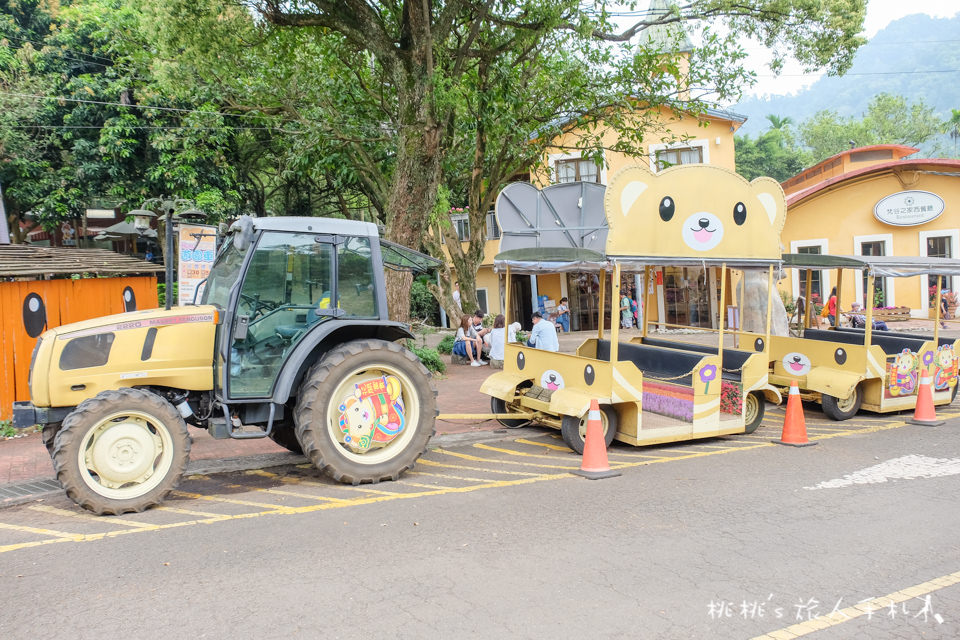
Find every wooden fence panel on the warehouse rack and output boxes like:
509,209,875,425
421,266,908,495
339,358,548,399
1,276,158,420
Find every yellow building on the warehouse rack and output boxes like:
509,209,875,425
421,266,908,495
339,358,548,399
451,105,747,329
779,145,960,317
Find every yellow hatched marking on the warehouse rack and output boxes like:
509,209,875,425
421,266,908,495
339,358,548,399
408,471,492,483
513,438,577,452
435,447,577,469
416,458,543,477
751,569,960,639
0,521,83,540
473,443,576,469
605,450,684,460
396,481,458,490
0,414,934,556
244,469,399,495
28,505,157,530
172,491,291,511
156,506,226,519
224,484,350,503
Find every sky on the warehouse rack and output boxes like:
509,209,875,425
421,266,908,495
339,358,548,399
744,0,960,98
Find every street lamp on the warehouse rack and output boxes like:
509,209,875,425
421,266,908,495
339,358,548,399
129,197,204,311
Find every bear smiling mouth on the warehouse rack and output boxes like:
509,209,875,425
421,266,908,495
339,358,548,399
690,227,716,243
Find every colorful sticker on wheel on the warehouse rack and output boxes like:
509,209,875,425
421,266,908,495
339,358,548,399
887,349,918,397
933,344,958,391
781,352,811,376
338,375,405,453
540,370,565,391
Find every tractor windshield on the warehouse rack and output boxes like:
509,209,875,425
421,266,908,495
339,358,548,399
202,237,246,309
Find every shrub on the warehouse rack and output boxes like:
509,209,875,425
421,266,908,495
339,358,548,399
157,282,179,307
437,334,455,354
409,344,445,374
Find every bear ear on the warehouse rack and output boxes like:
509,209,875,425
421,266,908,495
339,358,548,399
606,165,656,218
750,177,786,230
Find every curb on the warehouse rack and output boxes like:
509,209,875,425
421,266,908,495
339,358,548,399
0,426,548,510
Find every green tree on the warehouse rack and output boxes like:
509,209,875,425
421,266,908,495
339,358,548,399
799,93,945,163
735,123,810,182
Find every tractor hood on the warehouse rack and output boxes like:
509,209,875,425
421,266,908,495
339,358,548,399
32,306,220,408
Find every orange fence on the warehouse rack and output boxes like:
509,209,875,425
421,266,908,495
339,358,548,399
0,277,158,421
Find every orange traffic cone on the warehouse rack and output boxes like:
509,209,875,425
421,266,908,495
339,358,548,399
572,399,621,479
910,365,944,426
773,380,817,447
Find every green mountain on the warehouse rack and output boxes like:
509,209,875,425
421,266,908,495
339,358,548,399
732,13,960,138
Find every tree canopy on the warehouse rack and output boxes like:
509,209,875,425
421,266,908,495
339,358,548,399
3,0,870,319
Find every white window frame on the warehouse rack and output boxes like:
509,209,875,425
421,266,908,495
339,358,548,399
548,151,608,185
476,287,489,315
854,233,895,308
919,229,960,317
450,213,470,242
648,138,710,172
789,239,830,302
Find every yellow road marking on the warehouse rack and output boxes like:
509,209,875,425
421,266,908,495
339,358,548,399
245,469,400,495
415,458,543,477
156,506,225,519
751,569,960,639
28,505,157,529
0,412,945,556
437,447,582,470
224,484,350,503
408,471,492,483
0,521,82,539
513,438,577,452
396,481,457,490
172,491,292,511
472,443,583,466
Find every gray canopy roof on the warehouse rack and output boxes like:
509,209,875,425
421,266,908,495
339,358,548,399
783,253,960,277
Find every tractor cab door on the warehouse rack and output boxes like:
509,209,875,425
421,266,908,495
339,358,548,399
222,231,379,399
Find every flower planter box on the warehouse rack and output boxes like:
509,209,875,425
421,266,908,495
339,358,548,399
873,307,911,322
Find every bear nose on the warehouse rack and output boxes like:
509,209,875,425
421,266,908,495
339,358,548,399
793,356,801,362
549,374,555,381
698,218,710,229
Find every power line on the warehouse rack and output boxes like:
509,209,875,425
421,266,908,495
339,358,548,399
1,33,118,65
0,91,289,122
2,124,298,132
755,69,958,78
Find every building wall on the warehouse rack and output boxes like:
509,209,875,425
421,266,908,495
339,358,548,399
779,166,960,316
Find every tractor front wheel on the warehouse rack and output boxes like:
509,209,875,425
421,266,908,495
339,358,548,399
51,388,191,515
294,339,436,484
561,406,618,454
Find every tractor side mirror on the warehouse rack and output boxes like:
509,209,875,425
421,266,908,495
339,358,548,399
230,216,255,252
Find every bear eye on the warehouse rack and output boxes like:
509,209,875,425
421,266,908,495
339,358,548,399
733,202,746,226
659,196,675,222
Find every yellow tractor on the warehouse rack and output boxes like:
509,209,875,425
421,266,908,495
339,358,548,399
13,217,440,515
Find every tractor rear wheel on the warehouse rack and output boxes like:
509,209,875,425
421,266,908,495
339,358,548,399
294,339,436,484
51,388,191,515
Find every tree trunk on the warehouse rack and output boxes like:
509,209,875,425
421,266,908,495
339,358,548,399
382,80,443,322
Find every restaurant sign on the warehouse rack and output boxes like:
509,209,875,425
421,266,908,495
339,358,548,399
874,190,944,227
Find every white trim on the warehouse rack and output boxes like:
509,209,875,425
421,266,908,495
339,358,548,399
476,287,489,315
647,138,711,172
919,229,960,316
853,233,895,307
547,151,608,185
789,239,830,301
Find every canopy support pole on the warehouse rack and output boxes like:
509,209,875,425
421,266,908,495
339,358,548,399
504,266,512,334
835,268,843,329
597,268,606,340
934,275,943,344
642,266,650,339
804,269,813,330
865,274,875,348
765,265,773,348
718,264,727,353
610,263,621,363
